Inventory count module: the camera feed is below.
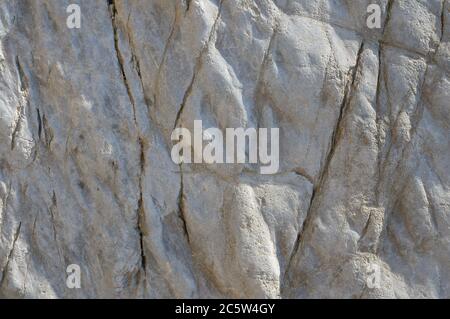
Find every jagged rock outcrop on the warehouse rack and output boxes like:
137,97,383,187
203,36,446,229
0,0,449,298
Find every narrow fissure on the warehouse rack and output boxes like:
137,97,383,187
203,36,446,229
173,0,224,130
282,41,365,288
177,166,191,244
137,137,147,275
441,0,446,44
108,0,147,282
383,0,395,36
108,0,137,123
11,57,28,151
0,222,21,289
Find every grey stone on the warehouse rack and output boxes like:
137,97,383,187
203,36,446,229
0,0,448,298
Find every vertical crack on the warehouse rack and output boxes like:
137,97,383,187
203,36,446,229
440,0,446,44
108,0,147,284
36,108,42,140
2,181,12,217
439,0,447,43
137,137,147,278
42,114,53,149
382,0,395,36
49,192,63,264
432,0,446,57
375,44,385,205
185,0,192,13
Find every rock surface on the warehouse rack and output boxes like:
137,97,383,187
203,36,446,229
0,0,449,298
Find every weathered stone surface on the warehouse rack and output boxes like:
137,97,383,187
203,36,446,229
0,0,449,298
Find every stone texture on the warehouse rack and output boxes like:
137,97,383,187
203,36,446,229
0,0,449,298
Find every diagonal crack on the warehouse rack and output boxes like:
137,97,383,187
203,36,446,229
278,2,450,75
374,61,431,256
424,186,439,233
108,0,137,123
155,3,179,111
282,41,365,287
123,7,152,110
11,57,29,151
173,0,224,130
254,26,278,129
357,210,374,250
10,103,24,151
177,166,191,244
292,168,315,185
0,222,21,289
171,0,225,251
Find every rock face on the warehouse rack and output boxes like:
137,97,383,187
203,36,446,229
0,0,449,298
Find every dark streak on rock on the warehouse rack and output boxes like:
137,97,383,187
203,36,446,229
108,0,147,283
108,0,137,123
282,41,365,288
177,167,191,244
0,222,21,289
174,0,224,130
